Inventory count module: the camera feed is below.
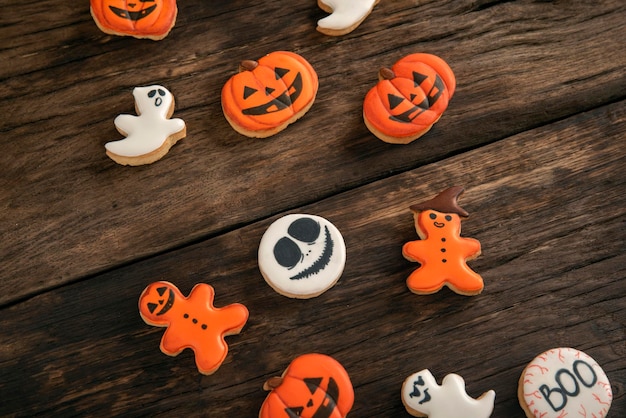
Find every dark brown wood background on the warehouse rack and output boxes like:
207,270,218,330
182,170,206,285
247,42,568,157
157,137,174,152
1,0,624,416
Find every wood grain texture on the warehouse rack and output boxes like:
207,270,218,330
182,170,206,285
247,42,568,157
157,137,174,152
1,0,625,416
1,101,624,416
1,0,625,303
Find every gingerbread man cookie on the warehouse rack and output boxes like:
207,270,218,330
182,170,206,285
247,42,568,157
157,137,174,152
402,369,495,418
402,186,484,295
139,281,248,375
105,85,186,166
518,347,612,418
316,0,380,36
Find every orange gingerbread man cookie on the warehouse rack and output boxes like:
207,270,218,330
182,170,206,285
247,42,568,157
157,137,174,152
402,186,484,296
139,281,249,375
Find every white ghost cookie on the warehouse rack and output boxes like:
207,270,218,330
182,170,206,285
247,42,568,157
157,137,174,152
105,85,186,166
258,214,346,299
402,369,495,418
317,0,380,36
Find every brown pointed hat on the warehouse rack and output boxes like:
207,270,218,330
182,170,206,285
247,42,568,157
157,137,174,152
409,186,470,218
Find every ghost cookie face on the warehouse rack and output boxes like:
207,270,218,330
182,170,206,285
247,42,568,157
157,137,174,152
221,51,319,138
258,214,346,299
402,369,495,418
90,0,178,40
316,0,380,36
105,85,186,166
518,347,612,418
139,281,249,375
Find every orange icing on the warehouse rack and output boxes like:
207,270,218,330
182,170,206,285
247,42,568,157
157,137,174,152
363,53,455,142
260,353,354,418
139,281,248,375
90,0,177,39
221,51,318,135
402,187,483,295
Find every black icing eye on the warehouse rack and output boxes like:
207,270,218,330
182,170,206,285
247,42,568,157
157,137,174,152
274,237,301,269
148,89,157,98
158,88,166,96
287,218,320,244
445,215,452,221
429,213,437,220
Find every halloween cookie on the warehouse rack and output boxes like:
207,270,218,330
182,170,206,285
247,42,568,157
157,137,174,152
402,186,484,296
90,0,178,40
105,85,186,166
258,214,346,299
139,281,248,375
518,347,612,418
221,51,319,138
260,353,354,418
363,53,455,144
316,0,380,36
402,369,495,418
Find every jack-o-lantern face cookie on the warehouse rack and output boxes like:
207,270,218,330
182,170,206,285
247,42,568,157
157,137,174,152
258,214,347,299
139,281,248,375
402,369,495,418
402,186,484,296
90,0,178,40
518,348,612,418
260,353,354,418
363,53,456,144
316,0,380,36
221,51,319,138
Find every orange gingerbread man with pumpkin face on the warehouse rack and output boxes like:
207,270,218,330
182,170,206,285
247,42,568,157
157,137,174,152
139,281,249,375
402,186,484,296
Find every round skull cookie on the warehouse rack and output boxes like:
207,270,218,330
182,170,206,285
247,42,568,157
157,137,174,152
518,347,612,418
258,214,346,299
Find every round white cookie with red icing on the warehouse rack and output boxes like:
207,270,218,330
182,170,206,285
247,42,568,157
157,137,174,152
518,347,612,418
258,214,346,299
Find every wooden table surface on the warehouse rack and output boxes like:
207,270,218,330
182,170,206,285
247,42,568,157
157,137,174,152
1,0,624,416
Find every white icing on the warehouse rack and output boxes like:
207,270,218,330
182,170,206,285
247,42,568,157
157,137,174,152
317,0,378,31
521,347,612,418
258,214,346,298
402,369,495,418
105,85,185,157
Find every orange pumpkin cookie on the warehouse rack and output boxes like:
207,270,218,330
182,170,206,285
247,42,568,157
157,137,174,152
260,353,354,418
139,281,248,375
363,53,456,144
221,51,319,138
90,0,178,40
402,186,484,296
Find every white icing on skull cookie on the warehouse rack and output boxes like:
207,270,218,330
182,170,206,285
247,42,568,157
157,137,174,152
518,347,612,418
402,369,495,418
105,85,186,166
258,214,346,299
317,0,379,36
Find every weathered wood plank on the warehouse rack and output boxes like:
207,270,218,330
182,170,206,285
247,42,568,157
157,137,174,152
1,101,623,416
1,1,624,304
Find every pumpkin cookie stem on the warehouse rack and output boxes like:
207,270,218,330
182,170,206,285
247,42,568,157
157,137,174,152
378,67,395,81
239,60,259,72
263,376,284,391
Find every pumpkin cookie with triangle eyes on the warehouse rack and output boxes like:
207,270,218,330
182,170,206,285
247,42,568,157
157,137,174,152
259,353,354,418
90,0,179,40
363,53,456,144
221,51,319,138
316,0,380,36
402,186,484,296
139,281,248,375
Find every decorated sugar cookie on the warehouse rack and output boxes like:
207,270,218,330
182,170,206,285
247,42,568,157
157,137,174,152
316,0,380,36
258,214,346,299
90,0,179,40
260,353,354,418
402,369,495,418
221,51,319,138
518,347,612,418
139,281,248,375
402,186,484,295
363,53,455,144
105,85,186,166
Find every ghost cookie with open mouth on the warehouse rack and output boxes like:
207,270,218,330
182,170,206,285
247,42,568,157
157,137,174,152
316,0,380,36
90,0,179,40
258,214,346,299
